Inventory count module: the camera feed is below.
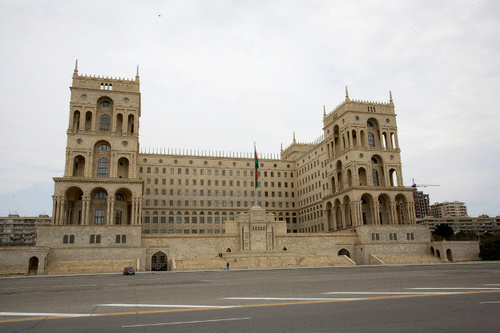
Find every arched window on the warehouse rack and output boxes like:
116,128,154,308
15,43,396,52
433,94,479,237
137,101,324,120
116,193,124,201
63,235,68,244
99,114,111,133
338,248,350,257
368,132,375,148
372,169,379,186
97,158,109,178
128,115,135,134
99,101,112,107
69,235,75,244
94,191,107,199
97,143,110,151
73,111,80,130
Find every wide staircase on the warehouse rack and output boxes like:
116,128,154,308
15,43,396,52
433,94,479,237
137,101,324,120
370,253,442,265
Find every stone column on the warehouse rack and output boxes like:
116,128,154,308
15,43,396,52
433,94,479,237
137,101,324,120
373,201,380,225
389,201,397,225
86,151,93,178
407,201,416,225
341,205,347,228
52,196,58,225
58,197,65,225
106,196,112,225
84,196,91,225
136,198,143,225
131,198,136,225
109,197,115,225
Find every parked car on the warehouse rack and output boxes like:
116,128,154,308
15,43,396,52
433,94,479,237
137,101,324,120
123,267,135,275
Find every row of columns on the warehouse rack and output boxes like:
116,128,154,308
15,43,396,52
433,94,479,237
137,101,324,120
71,110,137,135
325,199,416,231
332,164,402,193
327,128,400,158
52,195,143,226
65,151,137,179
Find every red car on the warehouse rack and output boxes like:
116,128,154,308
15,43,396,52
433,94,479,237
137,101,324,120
123,267,135,275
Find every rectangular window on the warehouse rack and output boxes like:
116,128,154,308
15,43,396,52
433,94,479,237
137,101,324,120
99,115,111,133
94,209,105,224
97,158,109,178
115,210,122,225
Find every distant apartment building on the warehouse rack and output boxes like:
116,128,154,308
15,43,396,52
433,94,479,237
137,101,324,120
0,215,52,245
413,189,430,218
417,215,500,235
430,201,468,218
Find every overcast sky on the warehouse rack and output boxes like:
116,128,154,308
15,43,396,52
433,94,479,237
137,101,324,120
1,1,499,217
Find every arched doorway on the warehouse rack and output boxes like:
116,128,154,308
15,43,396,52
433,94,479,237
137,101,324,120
28,257,39,275
338,248,350,258
151,251,168,271
446,249,453,262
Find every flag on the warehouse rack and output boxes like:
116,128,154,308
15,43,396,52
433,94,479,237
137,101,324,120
254,143,259,188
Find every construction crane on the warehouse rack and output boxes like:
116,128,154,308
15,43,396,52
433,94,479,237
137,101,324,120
410,178,440,188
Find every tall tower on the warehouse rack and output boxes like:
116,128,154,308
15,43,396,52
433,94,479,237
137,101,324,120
52,62,143,226
322,89,416,230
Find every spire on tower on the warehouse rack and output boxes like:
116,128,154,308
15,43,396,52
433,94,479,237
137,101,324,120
74,59,78,73
345,86,350,101
136,65,140,80
293,132,296,143
389,90,393,103
323,105,326,117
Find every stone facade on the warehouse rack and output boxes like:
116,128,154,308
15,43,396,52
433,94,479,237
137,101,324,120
0,65,480,276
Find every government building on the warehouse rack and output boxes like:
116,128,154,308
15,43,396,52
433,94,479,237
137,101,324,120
0,64,479,275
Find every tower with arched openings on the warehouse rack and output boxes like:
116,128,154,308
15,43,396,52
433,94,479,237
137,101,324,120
52,61,143,229
321,88,416,231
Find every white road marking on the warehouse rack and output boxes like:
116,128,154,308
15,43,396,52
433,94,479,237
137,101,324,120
409,288,500,290
223,297,361,301
98,303,233,308
324,291,457,295
0,312,93,317
122,317,250,328
480,301,500,304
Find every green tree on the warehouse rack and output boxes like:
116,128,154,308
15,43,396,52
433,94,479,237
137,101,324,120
432,223,454,240
480,233,500,260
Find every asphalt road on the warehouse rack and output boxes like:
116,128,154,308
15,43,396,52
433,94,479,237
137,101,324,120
0,263,499,332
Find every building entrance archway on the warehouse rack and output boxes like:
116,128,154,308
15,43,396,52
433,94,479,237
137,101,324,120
446,249,454,262
151,251,168,271
338,248,350,258
28,256,39,275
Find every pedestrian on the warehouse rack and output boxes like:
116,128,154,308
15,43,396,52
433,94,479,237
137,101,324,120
226,262,229,270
